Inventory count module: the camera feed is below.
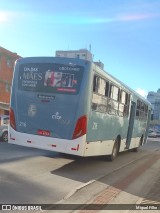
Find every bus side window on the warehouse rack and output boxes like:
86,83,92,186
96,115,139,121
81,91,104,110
93,75,106,96
125,93,129,105
136,100,143,119
93,75,99,93
121,91,126,104
109,84,119,101
124,93,130,116
118,89,121,102
136,100,146,119
119,91,130,117
105,81,109,97
136,100,140,117
109,84,112,98
98,78,106,96
145,104,148,117
108,84,119,115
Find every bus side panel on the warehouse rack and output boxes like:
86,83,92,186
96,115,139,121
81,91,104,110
86,111,129,145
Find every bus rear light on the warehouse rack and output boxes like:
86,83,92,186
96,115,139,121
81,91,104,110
72,115,87,139
10,108,16,130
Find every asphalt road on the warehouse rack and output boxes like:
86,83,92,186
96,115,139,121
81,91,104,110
0,138,160,205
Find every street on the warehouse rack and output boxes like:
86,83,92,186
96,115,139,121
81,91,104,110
0,138,160,211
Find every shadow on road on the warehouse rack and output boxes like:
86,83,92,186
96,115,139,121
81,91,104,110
0,142,60,164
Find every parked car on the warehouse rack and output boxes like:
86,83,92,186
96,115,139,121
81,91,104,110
155,130,160,137
0,115,9,142
148,129,157,138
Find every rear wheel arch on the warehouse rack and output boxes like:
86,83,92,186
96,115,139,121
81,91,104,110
107,135,121,161
132,134,144,152
2,131,8,142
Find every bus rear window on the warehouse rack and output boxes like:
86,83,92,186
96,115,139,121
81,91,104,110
18,63,84,95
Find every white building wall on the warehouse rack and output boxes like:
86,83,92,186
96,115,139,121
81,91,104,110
55,49,93,61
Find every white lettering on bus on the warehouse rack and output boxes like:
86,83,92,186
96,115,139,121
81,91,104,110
23,72,42,81
24,67,38,72
19,122,27,127
52,112,62,120
59,67,80,71
92,122,98,130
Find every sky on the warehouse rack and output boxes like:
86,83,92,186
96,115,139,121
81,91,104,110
0,0,160,98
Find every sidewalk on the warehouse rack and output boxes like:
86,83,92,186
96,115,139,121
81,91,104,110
77,153,160,213
43,150,160,213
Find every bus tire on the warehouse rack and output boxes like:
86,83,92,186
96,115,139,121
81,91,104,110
108,138,119,161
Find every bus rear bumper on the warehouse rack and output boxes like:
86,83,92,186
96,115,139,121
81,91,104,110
8,126,86,156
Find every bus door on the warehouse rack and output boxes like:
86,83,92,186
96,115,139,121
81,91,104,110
144,109,151,144
126,101,136,149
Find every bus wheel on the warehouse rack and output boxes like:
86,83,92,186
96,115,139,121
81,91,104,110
108,139,119,161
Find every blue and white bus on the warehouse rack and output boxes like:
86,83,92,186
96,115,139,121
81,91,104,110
9,57,151,160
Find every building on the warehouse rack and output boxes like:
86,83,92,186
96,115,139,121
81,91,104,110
147,89,160,121
55,49,105,70
94,61,104,70
0,46,21,115
56,49,93,61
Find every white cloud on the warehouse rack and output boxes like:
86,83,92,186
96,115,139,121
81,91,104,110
0,11,8,22
136,88,148,98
